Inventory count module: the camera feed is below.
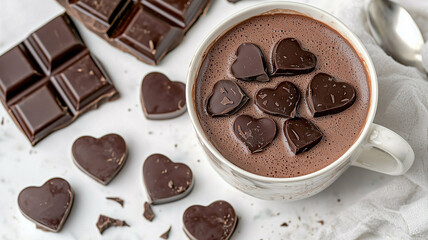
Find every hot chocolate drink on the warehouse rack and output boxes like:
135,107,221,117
195,13,370,178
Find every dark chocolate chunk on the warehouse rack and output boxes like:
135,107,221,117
255,81,300,117
0,45,42,102
96,214,129,234
18,178,74,232
140,72,186,120
112,4,185,65
307,73,356,117
143,202,155,221
24,15,84,74
58,0,210,65
281,222,288,227
0,14,118,146
72,134,127,185
142,0,211,29
143,154,194,204
70,0,133,35
272,38,316,76
183,201,238,240
51,54,117,114
284,118,323,154
160,226,171,239
231,43,269,82
10,84,72,144
206,80,248,117
106,197,124,207
233,115,277,153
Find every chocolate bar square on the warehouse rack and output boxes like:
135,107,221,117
24,15,84,74
0,45,42,102
70,0,132,34
113,4,184,65
11,84,72,144
142,0,209,29
51,54,116,114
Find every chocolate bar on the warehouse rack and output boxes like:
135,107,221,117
0,14,118,145
57,0,212,65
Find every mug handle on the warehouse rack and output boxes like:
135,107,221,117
351,123,414,175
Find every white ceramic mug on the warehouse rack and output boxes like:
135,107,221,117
186,1,415,201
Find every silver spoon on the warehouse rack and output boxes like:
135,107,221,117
367,0,426,73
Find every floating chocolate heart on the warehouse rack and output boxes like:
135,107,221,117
231,43,269,82
307,73,356,117
72,134,127,185
284,118,323,154
143,154,194,204
140,72,186,120
233,115,277,153
183,201,238,240
255,81,300,117
272,38,317,76
18,178,74,232
206,80,249,117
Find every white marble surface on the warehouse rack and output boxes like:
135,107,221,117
0,0,393,239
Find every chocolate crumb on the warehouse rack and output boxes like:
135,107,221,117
148,131,153,135
160,226,171,239
106,197,124,207
174,144,178,148
197,159,200,163
96,215,129,234
317,220,324,225
128,108,131,112
143,202,155,222
298,216,301,221
337,198,341,202
281,222,288,227
1,117,4,125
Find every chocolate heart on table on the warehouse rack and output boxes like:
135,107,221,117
272,38,317,76
143,154,194,204
18,178,74,232
233,115,277,153
284,118,323,154
72,134,127,185
255,81,300,117
231,43,269,82
207,80,249,117
140,72,186,120
183,200,238,240
307,73,356,117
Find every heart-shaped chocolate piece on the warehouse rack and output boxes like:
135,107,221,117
233,115,277,153
272,38,317,76
141,72,186,120
284,118,323,154
18,178,74,232
307,73,356,117
183,201,238,240
143,154,194,204
255,81,300,117
231,43,269,82
72,134,127,185
206,80,248,117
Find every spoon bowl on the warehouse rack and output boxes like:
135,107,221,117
368,0,426,73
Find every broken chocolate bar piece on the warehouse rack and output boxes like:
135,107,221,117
143,201,155,221
106,197,125,207
18,178,74,232
57,0,212,65
96,214,129,234
0,14,118,145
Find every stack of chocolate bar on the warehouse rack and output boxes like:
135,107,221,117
57,0,212,65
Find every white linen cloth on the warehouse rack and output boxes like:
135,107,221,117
315,0,428,239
